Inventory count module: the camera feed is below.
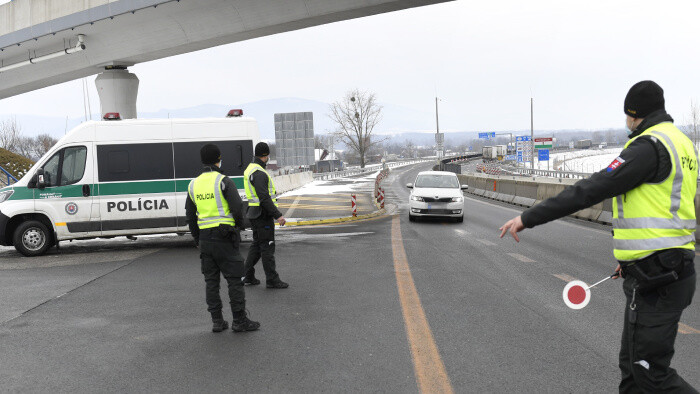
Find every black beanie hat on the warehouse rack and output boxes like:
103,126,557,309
200,143,221,165
624,80,665,118
255,142,270,157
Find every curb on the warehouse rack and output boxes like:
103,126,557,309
280,208,389,227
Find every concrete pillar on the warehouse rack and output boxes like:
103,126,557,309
95,68,139,119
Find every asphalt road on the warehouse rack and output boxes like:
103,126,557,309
0,162,698,393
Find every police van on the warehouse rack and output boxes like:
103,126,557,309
0,110,258,256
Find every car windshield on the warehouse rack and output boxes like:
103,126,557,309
414,174,460,188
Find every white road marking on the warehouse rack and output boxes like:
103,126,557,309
283,195,302,218
454,229,470,235
552,273,578,282
507,253,536,263
476,239,496,246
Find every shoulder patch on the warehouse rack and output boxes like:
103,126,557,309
607,157,625,172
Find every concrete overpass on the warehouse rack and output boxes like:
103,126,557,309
0,0,451,114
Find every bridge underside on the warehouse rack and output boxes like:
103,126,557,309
0,0,450,99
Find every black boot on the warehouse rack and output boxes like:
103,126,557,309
243,274,261,285
211,311,228,333
231,310,260,332
266,279,289,289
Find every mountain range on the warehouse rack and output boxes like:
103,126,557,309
3,97,610,147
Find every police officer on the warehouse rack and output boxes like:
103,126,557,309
242,142,289,289
186,143,260,333
500,81,697,393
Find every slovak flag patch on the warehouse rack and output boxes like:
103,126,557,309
607,157,625,172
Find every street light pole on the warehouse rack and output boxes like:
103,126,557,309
530,97,534,170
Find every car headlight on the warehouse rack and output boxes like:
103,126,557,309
411,195,424,202
0,190,14,203
451,196,463,202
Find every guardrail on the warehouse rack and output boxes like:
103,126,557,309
507,167,593,179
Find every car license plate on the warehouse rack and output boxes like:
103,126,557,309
427,204,432,210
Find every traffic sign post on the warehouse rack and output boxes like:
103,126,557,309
534,137,553,150
538,148,550,170
515,136,532,166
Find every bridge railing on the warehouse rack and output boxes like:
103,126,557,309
0,165,18,187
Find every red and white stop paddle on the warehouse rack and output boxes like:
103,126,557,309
562,274,616,309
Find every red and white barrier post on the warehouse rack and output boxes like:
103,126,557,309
351,194,357,217
379,188,385,209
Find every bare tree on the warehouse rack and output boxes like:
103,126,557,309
33,134,58,159
329,89,383,168
14,136,35,160
0,117,21,153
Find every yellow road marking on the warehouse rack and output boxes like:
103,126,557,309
279,204,370,211
678,323,700,334
278,196,367,202
391,215,454,393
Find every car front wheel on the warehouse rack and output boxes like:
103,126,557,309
13,220,52,257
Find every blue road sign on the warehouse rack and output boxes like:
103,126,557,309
505,155,517,161
516,136,532,142
468,146,473,151
478,132,496,139
538,149,550,161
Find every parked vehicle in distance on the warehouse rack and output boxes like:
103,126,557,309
575,139,592,149
406,171,467,222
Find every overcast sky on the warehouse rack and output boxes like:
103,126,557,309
2,0,700,132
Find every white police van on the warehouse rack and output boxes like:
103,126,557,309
0,110,258,256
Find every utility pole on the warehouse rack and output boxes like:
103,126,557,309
530,97,534,170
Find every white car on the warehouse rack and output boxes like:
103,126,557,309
407,171,468,222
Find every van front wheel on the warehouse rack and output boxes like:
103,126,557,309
13,220,51,257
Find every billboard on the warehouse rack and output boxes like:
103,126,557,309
274,112,315,167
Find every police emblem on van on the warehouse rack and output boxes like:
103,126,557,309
65,202,79,215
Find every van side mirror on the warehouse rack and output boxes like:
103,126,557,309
406,183,413,189
36,169,46,189
461,184,469,190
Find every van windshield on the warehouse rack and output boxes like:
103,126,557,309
414,174,459,188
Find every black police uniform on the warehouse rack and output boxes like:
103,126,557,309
186,166,247,325
521,110,697,393
243,157,286,287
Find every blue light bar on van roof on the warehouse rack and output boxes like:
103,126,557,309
227,109,243,117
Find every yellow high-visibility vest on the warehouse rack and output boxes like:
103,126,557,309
188,172,235,229
612,122,698,261
243,163,278,207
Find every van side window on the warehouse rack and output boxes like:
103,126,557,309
60,146,88,186
173,140,253,179
97,143,174,182
42,152,61,187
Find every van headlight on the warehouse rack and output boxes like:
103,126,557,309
411,195,424,202
451,196,463,202
0,190,14,203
